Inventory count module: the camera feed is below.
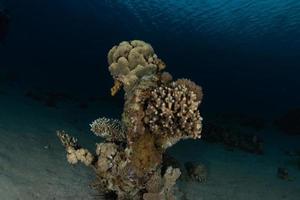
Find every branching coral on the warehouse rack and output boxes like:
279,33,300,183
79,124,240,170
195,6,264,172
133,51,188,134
90,117,126,143
144,81,202,149
57,40,203,200
143,167,181,200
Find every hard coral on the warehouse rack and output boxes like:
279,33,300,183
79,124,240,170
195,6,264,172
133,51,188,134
57,40,203,200
144,81,202,148
57,131,95,166
90,117,126,143
130,132,162,176
108,40,165,94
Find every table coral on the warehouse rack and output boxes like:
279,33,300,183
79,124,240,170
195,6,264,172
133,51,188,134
57,40,203,200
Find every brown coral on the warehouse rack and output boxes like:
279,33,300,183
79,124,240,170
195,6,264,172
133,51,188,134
57,131,95,166
144,81,203,148
143,167,181,200
176,79,203,102
130,133,162,176
57,40,203,200
108,40,165,94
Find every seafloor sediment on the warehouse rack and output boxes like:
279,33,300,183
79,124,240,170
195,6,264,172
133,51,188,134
0,84,300,200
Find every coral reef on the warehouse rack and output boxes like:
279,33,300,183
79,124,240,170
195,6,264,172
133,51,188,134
57,40,203,200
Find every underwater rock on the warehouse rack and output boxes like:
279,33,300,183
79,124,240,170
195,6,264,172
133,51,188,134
184,162,208,183
57,40,203,199
162,153,183,175
275,108,300,135
277,167,289,180
203,122,263,154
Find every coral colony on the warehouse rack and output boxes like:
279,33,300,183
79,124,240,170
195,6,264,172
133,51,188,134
57,40,203,200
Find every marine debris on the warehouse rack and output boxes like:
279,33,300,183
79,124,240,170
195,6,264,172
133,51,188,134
57,40,203,200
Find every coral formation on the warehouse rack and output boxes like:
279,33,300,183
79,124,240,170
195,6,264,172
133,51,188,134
90,117,126,143
184,162,208,183
203,121,263,154
57,131,95,166
144,81,202,149
57,40,203,200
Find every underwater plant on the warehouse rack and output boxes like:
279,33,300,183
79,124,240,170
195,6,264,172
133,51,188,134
57,40,203,200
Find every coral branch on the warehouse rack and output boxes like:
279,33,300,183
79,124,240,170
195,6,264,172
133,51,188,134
90,117,126,143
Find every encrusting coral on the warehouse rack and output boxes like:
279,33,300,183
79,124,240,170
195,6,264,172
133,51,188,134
57,40,203,200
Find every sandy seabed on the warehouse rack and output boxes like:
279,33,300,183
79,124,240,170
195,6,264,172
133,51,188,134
0,85,300,200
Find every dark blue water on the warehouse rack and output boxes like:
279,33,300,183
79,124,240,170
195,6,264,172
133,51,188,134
1,0,300,115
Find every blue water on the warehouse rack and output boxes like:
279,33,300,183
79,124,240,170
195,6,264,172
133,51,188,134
1,1,300,199
1,0,300,114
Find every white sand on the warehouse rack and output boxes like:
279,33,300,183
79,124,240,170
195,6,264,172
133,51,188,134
0,85,299,200
0,86,98,199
